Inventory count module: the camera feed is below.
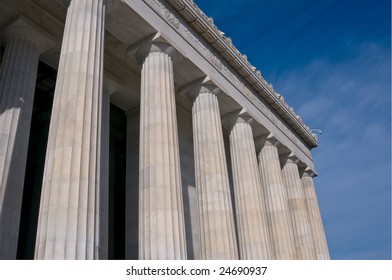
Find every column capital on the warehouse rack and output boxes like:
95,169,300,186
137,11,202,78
255,133,280,151
136,42,177,64
301,167,317,178
56,0,113,12
223,108,255,131
3,16,55,54
280,152,300,165
186,80,224,103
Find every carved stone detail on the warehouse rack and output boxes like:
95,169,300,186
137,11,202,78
161,5,180,29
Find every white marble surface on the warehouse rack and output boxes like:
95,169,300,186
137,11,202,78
137,43,187,260
229,114,273,259
35,0,106,259
192,84,238,260
258,136,296,259
282,154,316,259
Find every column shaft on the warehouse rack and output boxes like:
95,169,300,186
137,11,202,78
282,157,316,259
258,139,296,259
230,119,272,259
138,46,187,260
192,87,238,259
0,36,39,260
302,171,330,259
35,0,107,259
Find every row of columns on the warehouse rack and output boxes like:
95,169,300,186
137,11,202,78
0,0,329,259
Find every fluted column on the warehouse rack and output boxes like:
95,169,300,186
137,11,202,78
257,135,296,259
281,154,315,259
136,42,187,260
0,17,53,259
191,84,238,259
35,0,110,259
229,112,272,259
301,168,330,259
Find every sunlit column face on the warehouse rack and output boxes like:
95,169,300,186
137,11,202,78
229,115,273,260
191,85,238,260
137,43,186,260
281,155,316,260
34,0,106,260
257,137,296,260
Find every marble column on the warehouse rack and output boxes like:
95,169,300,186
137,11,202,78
191,84,238,259
281,154,316,259
0,17,53,259
35,0,110,259
257,134,296,259
229,112,272,259
136,42,187,260
301,168,330,259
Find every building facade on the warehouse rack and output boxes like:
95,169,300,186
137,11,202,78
0,0,330,260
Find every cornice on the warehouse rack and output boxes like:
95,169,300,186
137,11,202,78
164,0,318,148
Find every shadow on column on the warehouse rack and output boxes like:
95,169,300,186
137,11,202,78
223,130,241,258
177,107,197,260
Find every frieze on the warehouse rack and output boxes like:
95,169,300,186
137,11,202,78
160,5,180,29
142,0,314,156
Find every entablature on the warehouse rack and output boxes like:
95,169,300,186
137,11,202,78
165,0,318,149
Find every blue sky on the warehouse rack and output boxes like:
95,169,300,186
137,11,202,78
195,0,391,259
